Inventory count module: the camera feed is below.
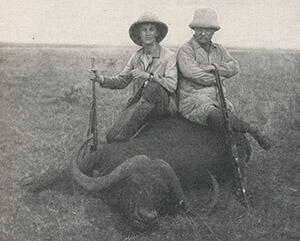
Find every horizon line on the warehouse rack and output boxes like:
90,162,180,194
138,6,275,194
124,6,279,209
0,41,299,51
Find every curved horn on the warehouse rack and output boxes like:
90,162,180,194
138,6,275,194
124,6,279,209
71,153,150,192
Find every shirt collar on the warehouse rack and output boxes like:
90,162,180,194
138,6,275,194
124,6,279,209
138,45,161,58
192,36,217,51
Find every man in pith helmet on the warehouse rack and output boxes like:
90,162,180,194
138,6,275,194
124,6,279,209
89,12,178,143
177,8,271,150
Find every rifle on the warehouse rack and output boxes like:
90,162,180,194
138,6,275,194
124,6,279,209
88,57,98,152
211,63,248,207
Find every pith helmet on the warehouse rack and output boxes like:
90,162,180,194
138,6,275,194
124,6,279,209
189,8,220,31
129,12,168,46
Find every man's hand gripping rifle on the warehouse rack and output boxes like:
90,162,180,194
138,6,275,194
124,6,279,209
211,64,248,207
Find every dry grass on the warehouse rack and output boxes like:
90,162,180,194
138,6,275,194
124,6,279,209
0,45,299,241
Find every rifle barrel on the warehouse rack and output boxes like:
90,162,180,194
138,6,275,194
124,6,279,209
90,57,97,151
212,64,248,207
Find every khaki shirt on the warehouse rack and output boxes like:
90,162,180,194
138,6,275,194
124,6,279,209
102,46,178,95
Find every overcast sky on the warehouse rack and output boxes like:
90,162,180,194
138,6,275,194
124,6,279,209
1,0,300,49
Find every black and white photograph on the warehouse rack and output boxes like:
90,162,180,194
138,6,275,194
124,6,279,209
0,0,299,240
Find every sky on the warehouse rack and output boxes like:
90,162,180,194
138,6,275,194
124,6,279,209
1,0,300,49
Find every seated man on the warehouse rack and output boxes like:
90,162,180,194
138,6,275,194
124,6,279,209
89,12,178,143
177,8,271,150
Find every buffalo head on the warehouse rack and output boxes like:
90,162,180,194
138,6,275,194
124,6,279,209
71,154,189,231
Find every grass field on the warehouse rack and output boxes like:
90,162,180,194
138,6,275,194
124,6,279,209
0,45,299,241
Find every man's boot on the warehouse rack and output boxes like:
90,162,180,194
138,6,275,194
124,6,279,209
106,97,155,143
207,109,272,150
228,114,272,151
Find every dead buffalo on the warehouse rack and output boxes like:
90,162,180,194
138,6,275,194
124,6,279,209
23,116,250,231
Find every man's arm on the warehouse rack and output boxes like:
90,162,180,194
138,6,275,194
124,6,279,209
215,45,240,78
177,45,216,86
99,54,135,89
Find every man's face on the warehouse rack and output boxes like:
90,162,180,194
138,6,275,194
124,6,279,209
139,23,159,45
193,27,216,44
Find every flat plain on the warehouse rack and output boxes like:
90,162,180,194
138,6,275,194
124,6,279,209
0,45,299,241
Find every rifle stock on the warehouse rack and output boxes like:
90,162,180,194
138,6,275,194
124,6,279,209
211,64,248,207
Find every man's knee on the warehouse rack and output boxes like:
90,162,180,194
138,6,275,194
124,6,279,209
206,108,224,128
142,81,163,103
